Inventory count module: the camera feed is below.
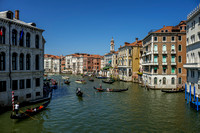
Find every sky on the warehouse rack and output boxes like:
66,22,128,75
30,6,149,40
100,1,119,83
0,0,199,56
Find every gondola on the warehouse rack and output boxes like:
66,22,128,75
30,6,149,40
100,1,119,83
76,89,83,97
161,89,184,93
102,79,115,84
93,87,128,92
10,94,52,119
64,80,70,85
89,78,94,82
96,76,107,79
75,80,86,84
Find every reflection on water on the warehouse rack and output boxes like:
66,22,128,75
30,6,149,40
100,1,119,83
0,74,200,132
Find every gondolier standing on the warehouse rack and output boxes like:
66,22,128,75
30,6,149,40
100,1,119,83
14,102,19,115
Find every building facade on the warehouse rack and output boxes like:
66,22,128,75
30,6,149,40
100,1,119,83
0,10,45,106
44,54,61,73
184,5,200,95
142,21,186,89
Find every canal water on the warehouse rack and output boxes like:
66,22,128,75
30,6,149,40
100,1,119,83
0,74,200,133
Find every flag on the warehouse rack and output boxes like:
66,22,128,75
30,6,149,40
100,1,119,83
0,28,2,36
19,29,23,40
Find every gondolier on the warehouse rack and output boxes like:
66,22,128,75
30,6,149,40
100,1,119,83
14,102,19,115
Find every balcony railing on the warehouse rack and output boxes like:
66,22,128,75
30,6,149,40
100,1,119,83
153,51,158,54
162,62,167,65
171,62,176,65
142,61,158,66
162,51,167,54
171,50,176,54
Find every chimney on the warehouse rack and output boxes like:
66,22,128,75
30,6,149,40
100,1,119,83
163,25,165,28
136,38,138,43
15,10,19,20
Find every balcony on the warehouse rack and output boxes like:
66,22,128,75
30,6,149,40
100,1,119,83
142,61,158,66
171,50,176,54
153,51,158,54
171,62,176,65
183,63,200,69
162,51,167,54
162,62,167,65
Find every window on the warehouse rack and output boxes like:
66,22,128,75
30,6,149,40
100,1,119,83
163,66,166,73
12,53,17,70
12,80,18,90
187,38,189,45
14,96,18,101
178,77,182,84
36,78,40,87
19,30,24,46
199,17,200,24
161,30,164,32
154,37,158,41
154,77,157,85
20,79,24,89
0,27,6,44
171,45,175,51
0,81,6,92
162,45,166,51
191,35,195,43
178,36,182,41
36,92,40,96
12,29,17,46
26,79,31,88
163,77,166,85
35,35,39,48
162,55,166,63
178,56,182,63
163,36,166,42
154,55,158,63
180,26,182,30
171,78,175,85
178,45,182,51
171,66,175,74
0,52,5,71
19,53,24,70
26,93,31,98
165,30,168,32
35,55,39,70
198,71,200,79
26,32,30,47
26,54,31,70
191,70,195,78
178,68,182,73
171,36,175,42
154,45,158,51
154,67,157,73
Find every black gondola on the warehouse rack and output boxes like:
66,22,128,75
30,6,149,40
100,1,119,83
102,79,115,84
93,87,128,92
89,79,94,82
10,96,51,119
64,80,70,85
161,89,184,93
76,90,83,97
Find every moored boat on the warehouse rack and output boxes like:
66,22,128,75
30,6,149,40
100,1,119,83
102,79,115,84
161,89,184,93
96,76,107,79
93,87,128,92
75,80,86,84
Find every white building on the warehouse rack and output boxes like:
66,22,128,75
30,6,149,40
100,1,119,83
0,10,45,106
184,5,200,95
44,54,60,73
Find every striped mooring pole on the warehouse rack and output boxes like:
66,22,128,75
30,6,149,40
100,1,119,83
12,91,14,111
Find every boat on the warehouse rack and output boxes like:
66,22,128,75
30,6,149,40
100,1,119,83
29,92,52,104
102,79,115,84
161,89,184,93
75,80,86,84
93,87,128,92
64,80,70,84
76,90,83,97
62,76,69,80
89,78,94,82
96,76,107,79
10,96,51,119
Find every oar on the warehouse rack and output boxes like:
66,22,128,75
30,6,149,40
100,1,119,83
19,110,38,120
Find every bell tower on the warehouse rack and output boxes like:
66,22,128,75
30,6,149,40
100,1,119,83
110,37,115,53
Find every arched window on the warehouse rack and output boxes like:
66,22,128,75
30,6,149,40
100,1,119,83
0,27,6,44
35,54,39,70
26,54,31,70
35,35,39,48
154,77,157,85
19,53,24,70
12,53,17,70
26,32,30,47
19,30,24,46
12,29,17,46
171,77,175,85
0,52,5,71
163,77,166,85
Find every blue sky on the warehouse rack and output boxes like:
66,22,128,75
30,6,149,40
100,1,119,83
0,0,199,55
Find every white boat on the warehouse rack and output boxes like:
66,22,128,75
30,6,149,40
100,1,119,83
75,80,86,84
62,76,69,79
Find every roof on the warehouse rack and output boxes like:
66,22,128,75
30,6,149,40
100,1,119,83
119,40,142,49
44,54,61,59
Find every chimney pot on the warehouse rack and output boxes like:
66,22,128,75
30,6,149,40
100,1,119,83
136,38,138,42
163,25,165,28
15,10,19,20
